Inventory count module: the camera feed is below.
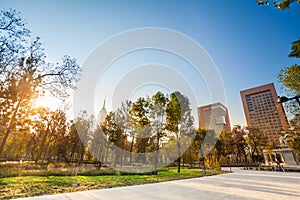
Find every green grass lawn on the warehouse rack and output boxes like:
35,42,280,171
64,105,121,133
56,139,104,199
0,167,222,199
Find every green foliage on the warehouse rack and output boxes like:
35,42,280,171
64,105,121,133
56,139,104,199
101,112,124,146
278,64,299,155
216,125,267,165
256,0,300,10
166,91,192,132
289,38,300,58
130,97,151,163
286,114,300,156
166,93,182,132
246,127,267,162
289,139,300,156
264,142,276,150
278,64,300,95
151,91,168,111
130,97,150,127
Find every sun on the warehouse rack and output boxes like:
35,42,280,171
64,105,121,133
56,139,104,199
33,95,62,110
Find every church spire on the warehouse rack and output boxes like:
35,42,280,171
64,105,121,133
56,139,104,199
102,97,106,109
98,97,107,126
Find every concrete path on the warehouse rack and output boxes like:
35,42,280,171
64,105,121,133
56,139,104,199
19,168,300,200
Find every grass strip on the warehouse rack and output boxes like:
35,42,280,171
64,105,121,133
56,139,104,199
0,167,223,199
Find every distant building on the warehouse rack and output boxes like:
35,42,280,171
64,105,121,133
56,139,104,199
97,99,107,126
240,83,289,145
197,102,231,132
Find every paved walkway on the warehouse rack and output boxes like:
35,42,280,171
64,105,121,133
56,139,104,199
19,168,300,200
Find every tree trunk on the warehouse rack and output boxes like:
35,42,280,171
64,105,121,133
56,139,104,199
105,137,109,164
129,136,135,163
0,96,23,155
154,132,160,175
35,124,50,163
177,140,181,173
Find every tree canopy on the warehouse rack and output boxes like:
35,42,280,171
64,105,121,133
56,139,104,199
0,8,81,155
278,64,300,96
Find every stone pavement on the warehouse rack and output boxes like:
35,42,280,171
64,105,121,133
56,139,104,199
19,168,300,200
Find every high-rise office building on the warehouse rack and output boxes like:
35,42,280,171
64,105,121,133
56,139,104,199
197,102,231,132
240,83,289,145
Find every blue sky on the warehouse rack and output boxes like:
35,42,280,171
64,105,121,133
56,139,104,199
1,0,299,126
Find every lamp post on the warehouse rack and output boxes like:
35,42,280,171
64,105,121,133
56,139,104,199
277,95,300,135
229,154,232,172
277,95,300,107
277,94,300,138
277,95,299,171
177,123,181,173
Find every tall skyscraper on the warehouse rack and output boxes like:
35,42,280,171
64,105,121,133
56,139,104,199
240,83,289,145
97,99,107,126
197,102,231,132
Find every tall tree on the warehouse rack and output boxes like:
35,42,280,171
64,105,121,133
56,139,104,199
67,121,86,163
166,91,193,173
90,125,107,167
150,92,168,174
231,125,248,164
193,128,207,167
28,108,68,163
219,130,235,165
246,127,267,163
130,97,150,164
101,111,126,167
116,100,133,165
0,9,81,155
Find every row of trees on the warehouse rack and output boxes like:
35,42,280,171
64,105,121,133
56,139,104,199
182,126,268,170
1,108,89,164
1,90,270,173
94,91,194,173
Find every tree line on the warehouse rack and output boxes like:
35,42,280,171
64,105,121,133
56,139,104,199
1,89,270,173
